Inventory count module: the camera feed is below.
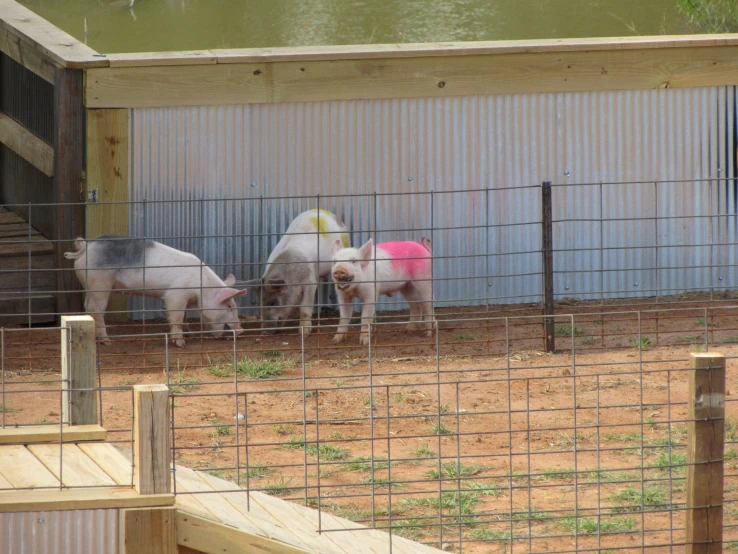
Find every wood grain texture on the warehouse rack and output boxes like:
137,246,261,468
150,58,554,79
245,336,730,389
79,442,134,486
0,423,105,445
61,315,97,426
0,25,55,82
133,384,171,495
0,445,60,488
0,112,53,176
686,352,725,554
28,444,117,487
120,507,177,554
0,0,107,69
0,488,174,512
87,44,738,108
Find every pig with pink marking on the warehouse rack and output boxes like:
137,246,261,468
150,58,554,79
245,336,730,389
330,237,434,345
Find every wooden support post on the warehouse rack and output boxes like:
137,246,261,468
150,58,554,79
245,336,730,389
53,66,85,315
86,108,130,322
133,384,171,495
61,315,97,426
541,181,555,353
686,352,725,554
120,507,177,554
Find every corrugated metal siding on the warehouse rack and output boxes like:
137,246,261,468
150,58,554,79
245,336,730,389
0,509,119,554
0,53,55,238
128,87,736,314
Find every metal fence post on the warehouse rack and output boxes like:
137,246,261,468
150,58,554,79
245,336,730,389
541,181,555,353
686,352,725,553
61,314,97,425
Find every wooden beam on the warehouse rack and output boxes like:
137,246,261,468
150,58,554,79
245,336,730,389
0,487,174,512
85,108,129,321
61,315,97,426
87,42,738,108
0,0,108,69
53,66,85,315
0,424,105,445
0,26,55,83
176,512,312,554
121,507,177,554
0,112,53,177
133,384,170,495
686,352,725,554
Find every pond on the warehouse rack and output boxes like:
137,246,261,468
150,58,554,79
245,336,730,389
19,0,685,54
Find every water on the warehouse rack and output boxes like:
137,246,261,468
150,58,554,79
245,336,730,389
19,0,684,54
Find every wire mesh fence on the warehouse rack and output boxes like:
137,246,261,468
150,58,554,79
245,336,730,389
1,178,738,551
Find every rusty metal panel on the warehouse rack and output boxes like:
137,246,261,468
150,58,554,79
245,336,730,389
0,509,119,554
128,86,735,313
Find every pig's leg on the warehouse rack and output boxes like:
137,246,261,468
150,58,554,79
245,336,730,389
358,287,377,346
415,279,435,336
299,283,318,335
85,288,112,344
163,293,188,348
402,283,421,331
331,290,353,344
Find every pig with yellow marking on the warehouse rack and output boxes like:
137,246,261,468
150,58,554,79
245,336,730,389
245,209,350,333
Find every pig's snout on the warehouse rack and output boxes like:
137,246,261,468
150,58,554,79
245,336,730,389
332,267,354,290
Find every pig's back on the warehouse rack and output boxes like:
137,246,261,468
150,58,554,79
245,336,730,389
376,241,432,279
86,235,157,268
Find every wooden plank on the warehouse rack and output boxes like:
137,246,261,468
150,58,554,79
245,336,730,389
250,491,353,554
86,44,738,108
195,470,315,552
28,444,117,487
0,25,55,83
134,384,170,495
120,507,177,554
0,223,42,237
0,0,108,69
176,512,312,554
0,445,60,488
106,50,216,68
0,471,13,490
0,112,54,176
0,211,25,224
0,487,174,512
686,352,725,554
61,315,97,426
85,108,129,322
0,237,53,257
0,423,106,445
53,66,85,315
79,442,133,486
0,294,56,325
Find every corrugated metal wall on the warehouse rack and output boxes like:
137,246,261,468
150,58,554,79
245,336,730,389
0,509,119,554
0,53,55,238
128,87,736,314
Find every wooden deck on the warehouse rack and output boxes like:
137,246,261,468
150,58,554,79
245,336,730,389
0,425,442,554
0,206,56,325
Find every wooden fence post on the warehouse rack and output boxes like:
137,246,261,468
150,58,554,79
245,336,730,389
61,314,97,425
686,352,725,553
541,181,555,353
133,384,171,495
120,507,177,554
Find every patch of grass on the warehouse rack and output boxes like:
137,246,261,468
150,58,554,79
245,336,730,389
580,336,598,346
237,353,293,379
262,475,297,497
429,420,453,436
326,504,372,522
401,491,481,523
361,475,406,490
727,416,738,441
512,506,550,522
34,417,51,424
305,443,351,461
170,369,199,395
696,316,718,328
394,392,406,403
722,335,738,344
470,528,511,541
362,395,377,409
273,424,293,436
609,485,671,513
650,452,687,475
630,336,653,350
205,355,234,377
414,444,435,458
426,461,487,480
557,514,636,535
215,425,231,436
463,480,502,498
555,324,585,337
726,445,738,461
343,456,389,471
202,469,230,480
392,519,424,540
243,464,274,479
279,436,306,450
691,343,707,352
682,334,703,343
604,431,642,442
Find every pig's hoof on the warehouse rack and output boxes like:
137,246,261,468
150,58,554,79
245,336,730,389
97,337,111,346
174,339,186,348
331,334,345,344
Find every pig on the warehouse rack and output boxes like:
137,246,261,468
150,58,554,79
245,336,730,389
244,209,350,334
330,237,434,345
64,235,247,347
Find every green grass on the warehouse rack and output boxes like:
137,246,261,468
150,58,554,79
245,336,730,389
426,461,487,480
325,504,372,522
361,475,406,490
236,353,294,379
604,431,642,442
463,480,502,498
0,403,18,413
727,416,738,441
262,475,296,497
205,355,234,377
414,444,435,458
557,514,636,535
305,443,351,461
401,491,481,523
630,336,653,350
609,485,671,513
342,456,389,471
243,464,274,479
696,316,718,328
215,425,231,436
273,424,294,436
429,420,453,436
682,334,703,343
170,369,199,395
723,335,738,344
469,528,511,541
650,452,687,474
555,324,585,337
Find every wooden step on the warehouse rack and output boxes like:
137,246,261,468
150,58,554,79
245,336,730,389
0,294,56,325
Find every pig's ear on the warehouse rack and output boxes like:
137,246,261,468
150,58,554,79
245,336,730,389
216,287,247,304
358,239,373,268
223,274,236,287
265,278,288,293
332,239,343,254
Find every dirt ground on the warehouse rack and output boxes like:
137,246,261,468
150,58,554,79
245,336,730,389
2,295,738,553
